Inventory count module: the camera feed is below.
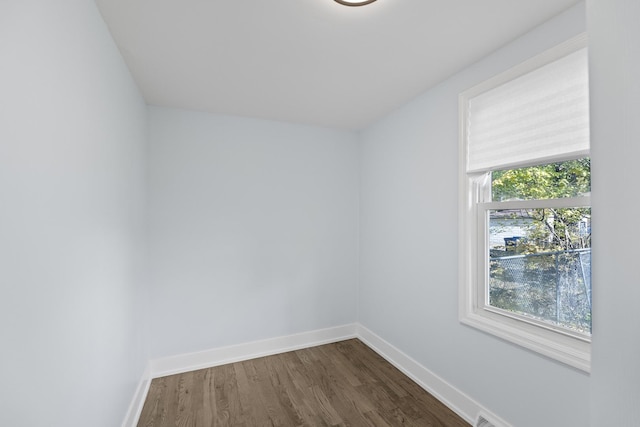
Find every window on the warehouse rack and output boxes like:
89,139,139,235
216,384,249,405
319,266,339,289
459,34,591,372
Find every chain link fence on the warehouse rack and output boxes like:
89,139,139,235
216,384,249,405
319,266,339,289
489,249,591,333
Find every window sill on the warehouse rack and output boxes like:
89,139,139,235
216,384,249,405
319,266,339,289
460,308,590,373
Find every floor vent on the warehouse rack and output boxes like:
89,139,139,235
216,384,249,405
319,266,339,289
476,415,497,427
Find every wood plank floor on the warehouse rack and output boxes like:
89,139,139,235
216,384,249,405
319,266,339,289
137,339,471,427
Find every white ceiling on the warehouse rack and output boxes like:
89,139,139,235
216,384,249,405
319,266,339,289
96,0,581,130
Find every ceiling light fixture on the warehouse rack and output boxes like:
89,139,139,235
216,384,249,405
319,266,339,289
334,0,377,6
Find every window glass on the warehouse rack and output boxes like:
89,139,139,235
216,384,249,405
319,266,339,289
491,158,590,201
488,158,591,335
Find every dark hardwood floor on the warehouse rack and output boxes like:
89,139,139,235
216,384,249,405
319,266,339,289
137,338,471,427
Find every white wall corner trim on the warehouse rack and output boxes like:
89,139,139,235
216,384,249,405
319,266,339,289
121,363,152,427
124,323,511,427
355,324,512,427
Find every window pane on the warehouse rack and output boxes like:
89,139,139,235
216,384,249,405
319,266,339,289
491,158,590,201
489,208,591,334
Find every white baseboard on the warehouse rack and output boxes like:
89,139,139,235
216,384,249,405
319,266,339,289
150,323,358,378
121,363,152,427
356,324,511,427
124,322,509,427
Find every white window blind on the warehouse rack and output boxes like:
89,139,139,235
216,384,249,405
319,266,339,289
467,47,590,173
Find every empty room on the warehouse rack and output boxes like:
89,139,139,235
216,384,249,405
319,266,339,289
1,0,639,426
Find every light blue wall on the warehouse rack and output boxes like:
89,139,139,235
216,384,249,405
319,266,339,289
588,0,640,425
147,107,359,359
358,4,590,427
0,1,148,426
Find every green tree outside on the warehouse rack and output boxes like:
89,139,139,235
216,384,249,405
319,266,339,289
488,158,591,333
491,157,591,252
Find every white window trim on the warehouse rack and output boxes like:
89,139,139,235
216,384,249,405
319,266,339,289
458,33,591,373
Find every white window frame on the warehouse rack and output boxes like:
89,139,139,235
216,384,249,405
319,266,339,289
458,34,591,373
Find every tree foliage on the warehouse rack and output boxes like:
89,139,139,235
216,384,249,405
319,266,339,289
491,158,591,252
488,158,592,333
492,158,590,201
